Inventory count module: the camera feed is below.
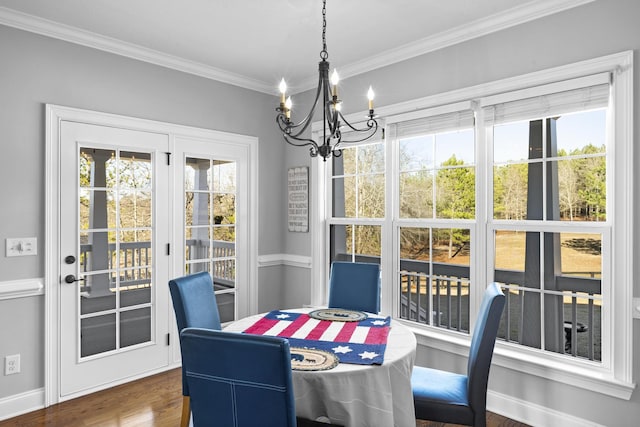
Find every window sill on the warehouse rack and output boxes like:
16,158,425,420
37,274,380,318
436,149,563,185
402,320,636,400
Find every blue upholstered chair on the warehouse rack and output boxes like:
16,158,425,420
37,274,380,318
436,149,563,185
180,328,297,427
327,261,381,314
411,282,505,427
169,271,221,427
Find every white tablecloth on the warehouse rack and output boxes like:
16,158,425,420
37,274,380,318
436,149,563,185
225,308,417,427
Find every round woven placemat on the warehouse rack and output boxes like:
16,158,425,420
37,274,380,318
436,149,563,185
308,308,367,322
290,347,339,371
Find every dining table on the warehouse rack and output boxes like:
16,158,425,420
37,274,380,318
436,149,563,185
224,307,417,427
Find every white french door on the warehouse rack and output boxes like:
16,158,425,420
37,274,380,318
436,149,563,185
46,105,258,404
59,121,170,397
172,136,253,324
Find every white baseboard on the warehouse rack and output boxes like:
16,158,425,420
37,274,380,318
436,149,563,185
488,389,604,427
0,388,45,422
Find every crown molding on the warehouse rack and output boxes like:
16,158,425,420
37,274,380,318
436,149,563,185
296,0,596,91
0,0,595,95
0,7,274,94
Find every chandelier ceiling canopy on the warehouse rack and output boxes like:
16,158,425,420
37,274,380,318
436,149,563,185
276,0,379,161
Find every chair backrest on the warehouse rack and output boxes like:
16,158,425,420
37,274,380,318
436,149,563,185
466,282,505,413
180,328,297,427
169,271,221,332
169,271,222,397
328,261,381,314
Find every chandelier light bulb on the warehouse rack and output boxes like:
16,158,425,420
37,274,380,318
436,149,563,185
279,78,287,104
284,96,292,119
330,69,340,86
367,86,375,110
335,101,342,112
331,69,339,97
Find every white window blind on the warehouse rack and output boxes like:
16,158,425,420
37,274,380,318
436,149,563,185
482,73,610,125
394,109,475,139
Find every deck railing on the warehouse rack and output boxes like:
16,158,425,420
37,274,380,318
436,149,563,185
334,253,601,361
79,240,236,290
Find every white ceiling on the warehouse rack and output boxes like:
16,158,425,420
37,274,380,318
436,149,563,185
0,0,594,94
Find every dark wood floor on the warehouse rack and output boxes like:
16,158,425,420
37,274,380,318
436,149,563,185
1,368,530,427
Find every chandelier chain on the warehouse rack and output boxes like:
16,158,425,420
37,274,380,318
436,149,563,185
320,0,328,60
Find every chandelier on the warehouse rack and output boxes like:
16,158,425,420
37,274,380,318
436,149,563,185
276,0,378,161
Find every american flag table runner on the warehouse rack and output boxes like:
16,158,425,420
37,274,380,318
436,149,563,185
242,310,391,365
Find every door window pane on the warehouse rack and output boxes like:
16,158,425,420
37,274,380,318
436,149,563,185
185,157,237,321
77,149,155,358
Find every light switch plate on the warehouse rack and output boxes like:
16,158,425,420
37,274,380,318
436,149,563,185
6,238,37,257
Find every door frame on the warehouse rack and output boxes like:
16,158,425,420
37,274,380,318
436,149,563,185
45,104,259,405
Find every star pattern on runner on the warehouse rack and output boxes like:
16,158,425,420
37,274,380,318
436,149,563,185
359,351,379,360
370,320,387,326
275,313,291,319
332,345,353,354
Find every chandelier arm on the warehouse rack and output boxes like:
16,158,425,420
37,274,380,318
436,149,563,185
337,111,378,133
284,71,326,140
333,113,379,145
283,133,320,149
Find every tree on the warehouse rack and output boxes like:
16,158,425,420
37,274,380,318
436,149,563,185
434,155,474,257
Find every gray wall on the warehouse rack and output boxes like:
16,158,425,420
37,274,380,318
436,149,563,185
0,24,285,399
281,0,639,425
2,0,640,424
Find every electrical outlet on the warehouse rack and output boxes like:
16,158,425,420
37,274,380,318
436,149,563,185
5,354,20,375
6,238,37,257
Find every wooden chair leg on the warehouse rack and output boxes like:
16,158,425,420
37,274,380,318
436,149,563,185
180,396,190,427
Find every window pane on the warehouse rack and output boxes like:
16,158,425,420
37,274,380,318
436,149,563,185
494,121,531,163
332,177,356,217
212,160,236,192
399,136,434,171
399,170,433,219
185,158,212,191
118,152,152,190
358,174,384,218
398,227,470,331
435,166,475,219
494,229,602,361
185,192,210,226
184,156,237,320
358,143,385,174
493,163,529,220
119,190,152,228
434,129,474,166
120,307,151,349
555,110,607,157
330,224,381,263
559,233,602,279
338,146,357,176
333,142,385,219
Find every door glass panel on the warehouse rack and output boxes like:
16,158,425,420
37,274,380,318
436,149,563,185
120,308,152,348
81,314,116,357
77,148,154,358
185,157,237,321
80,273,116,314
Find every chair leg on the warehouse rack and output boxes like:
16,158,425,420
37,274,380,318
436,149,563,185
180,396,190,427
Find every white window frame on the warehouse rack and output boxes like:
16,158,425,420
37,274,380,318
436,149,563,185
312,51,634,399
